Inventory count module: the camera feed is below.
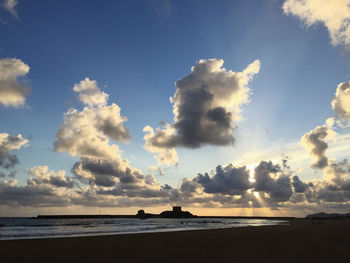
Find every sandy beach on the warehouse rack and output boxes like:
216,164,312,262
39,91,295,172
1,219,349,263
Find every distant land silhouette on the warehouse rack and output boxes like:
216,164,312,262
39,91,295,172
36,206,196,219
137,206,195,219
305,212,350,219
36,211,350,220
34,206,294,220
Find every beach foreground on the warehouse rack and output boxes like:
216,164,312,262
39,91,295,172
1,219,349,263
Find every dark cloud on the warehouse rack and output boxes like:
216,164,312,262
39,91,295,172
47,176,74,188
301,124,334,169
72,158,144,187
292,175,310,193
254,161,293,202
0,133,28,170
180,178,201,194
316,185,350,203
0,180,70,207
144,58,260,163
179,163,252,197
196,164,252,195
71,157,175,201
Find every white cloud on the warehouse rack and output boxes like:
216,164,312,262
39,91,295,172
283,0,350,47
154,148,178,166
73,78,108,107
55,107,124,159
55,78,175,199
55,78,130,160
28,166,74,188
0,58,30,108
332,81,350,120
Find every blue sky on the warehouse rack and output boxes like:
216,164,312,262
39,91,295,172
1,0,350,216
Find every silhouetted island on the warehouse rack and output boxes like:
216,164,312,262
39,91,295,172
137,206,195,219
35,206,196,219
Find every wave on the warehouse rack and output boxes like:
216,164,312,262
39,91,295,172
0,218,288,240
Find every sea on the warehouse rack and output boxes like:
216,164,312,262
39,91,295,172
0,217,287,240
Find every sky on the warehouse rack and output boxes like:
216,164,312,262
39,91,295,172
1,0,350,217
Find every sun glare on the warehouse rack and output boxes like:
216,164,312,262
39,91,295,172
246,163,257,183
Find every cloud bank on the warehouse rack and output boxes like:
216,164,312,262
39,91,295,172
1,156,350,213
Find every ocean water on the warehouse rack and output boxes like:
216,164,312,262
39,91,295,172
0,217,287,240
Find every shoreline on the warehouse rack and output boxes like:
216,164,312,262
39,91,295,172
0,221,290,241
0,224,274,241
1,219,349,262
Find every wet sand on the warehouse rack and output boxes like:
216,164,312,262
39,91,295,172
1,219,349,263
